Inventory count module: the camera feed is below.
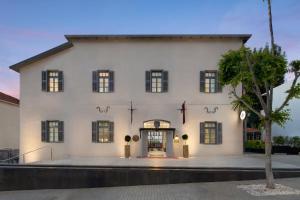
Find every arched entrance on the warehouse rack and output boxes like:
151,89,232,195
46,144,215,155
140,120,175,157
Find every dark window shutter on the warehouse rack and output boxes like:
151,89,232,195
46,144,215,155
162,71,168,92
145,71,151,92
200,71,205,92
92,121,98,142
109,122,114,142
42,71,48,91
92,71,99,92
200,122,205,144
58,121,64,142
41,121,47,142
58,71,64,92
109,71,114,92
217,123,222,144
216,71,222,93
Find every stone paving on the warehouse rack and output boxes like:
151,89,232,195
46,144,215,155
1,178,300,200
37,154,300,168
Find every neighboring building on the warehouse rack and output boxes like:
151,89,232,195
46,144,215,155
0,92,19,149
9,34,250,163
272,80,300,137
246,128,261,141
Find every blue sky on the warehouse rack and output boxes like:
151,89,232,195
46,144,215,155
0,0,299,97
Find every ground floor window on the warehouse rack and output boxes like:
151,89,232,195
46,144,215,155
200,121,222,144
92,121,114,143
41,120,64,143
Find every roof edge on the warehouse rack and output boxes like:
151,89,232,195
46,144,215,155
9,42,73,73
65,34,251,43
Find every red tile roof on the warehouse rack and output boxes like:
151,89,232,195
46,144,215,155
0,92,19,105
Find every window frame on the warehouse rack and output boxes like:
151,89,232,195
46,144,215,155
98,71,110,93
47,70,60,92
204,71,217,93
203,121,217,144
151,70,163,93
93,120,114,143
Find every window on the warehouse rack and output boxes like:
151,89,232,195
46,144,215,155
48,71,59,92
151,71,162,93
145,70,168,93
200,121,222,144
42,70,63,92
200,70,221,93
204,122,217,144
92,70,114,93
92,121,114,143
41,121,64,143
205,72,216,93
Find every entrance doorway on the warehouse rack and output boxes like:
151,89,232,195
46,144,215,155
147,130,167,152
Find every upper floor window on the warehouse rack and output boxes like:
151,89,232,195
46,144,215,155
145,70,168,93
92,70,114,93
42,70,64,92
200,121,222,144
41,120,64,143
200,70,222,93
92,121,114,143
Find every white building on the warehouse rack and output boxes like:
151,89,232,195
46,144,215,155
9,34,250,163
0,92,19,149
272,80,300,137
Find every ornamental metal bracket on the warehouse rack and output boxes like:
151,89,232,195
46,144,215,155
96,106,110,113
128,101,137,124
204,106,218,114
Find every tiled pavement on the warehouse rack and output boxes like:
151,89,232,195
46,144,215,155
1,178,300,200
37,154,300,168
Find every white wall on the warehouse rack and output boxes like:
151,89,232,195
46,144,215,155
272,80,300,137
0,101,19,149
19,38,244,163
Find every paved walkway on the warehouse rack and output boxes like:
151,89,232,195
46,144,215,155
37,154,300,168
1,178,300,200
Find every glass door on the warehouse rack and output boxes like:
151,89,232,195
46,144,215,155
147,130,166,152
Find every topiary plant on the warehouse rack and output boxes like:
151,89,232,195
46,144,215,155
124,135,131,145
181,134,188,145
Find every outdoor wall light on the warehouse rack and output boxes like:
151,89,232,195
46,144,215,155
174,135,180,143
240,110,246,120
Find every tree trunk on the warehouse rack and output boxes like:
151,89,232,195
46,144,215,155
267,0,275,53
265,119,275,189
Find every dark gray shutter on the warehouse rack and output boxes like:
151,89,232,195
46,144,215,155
200,122,205,144
42,71,48,91
58,121,64,142
216,71,222,93
109,71,114,92
92,121,98,142
109,122,114,142
145,71,151,92
58,71,64,92
162,71,168,92
200,71,205,92
217,123,222,144
41,121,47,142
92,71,99,92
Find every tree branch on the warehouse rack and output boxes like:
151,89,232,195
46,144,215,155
245,53,268,113
231,87,264,119
275,72,300,112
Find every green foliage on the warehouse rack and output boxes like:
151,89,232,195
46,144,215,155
290,136,300,147
290,60,300,72
245,140,265,149
124,135,131,143
273,136,285,145
271,109,291,127
181,134,188,140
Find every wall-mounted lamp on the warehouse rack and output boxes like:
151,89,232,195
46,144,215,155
240,110,246,120
174,135,180,143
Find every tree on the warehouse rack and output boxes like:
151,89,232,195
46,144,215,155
219,46,300,188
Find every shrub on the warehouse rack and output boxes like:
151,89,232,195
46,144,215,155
245,140,265,149
291,136,300,147
124,135,131,144
273,136,285,145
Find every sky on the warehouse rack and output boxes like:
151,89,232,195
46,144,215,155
0,0,299,98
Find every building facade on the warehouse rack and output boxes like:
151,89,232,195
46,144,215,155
10,35,250,163
0,92,19,149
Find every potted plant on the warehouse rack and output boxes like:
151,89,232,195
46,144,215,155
181,134,189,158
124,135,131,158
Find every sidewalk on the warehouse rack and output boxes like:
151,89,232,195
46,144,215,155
1,178,300,200
37,154,300,168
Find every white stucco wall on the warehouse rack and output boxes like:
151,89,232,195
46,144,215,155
19,38,244,163
0,101,19,149
272,80,300,137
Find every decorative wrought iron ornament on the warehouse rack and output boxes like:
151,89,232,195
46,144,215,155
96,106,110,113
177,101,186,124
204,106,218,113
128,101,136,124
